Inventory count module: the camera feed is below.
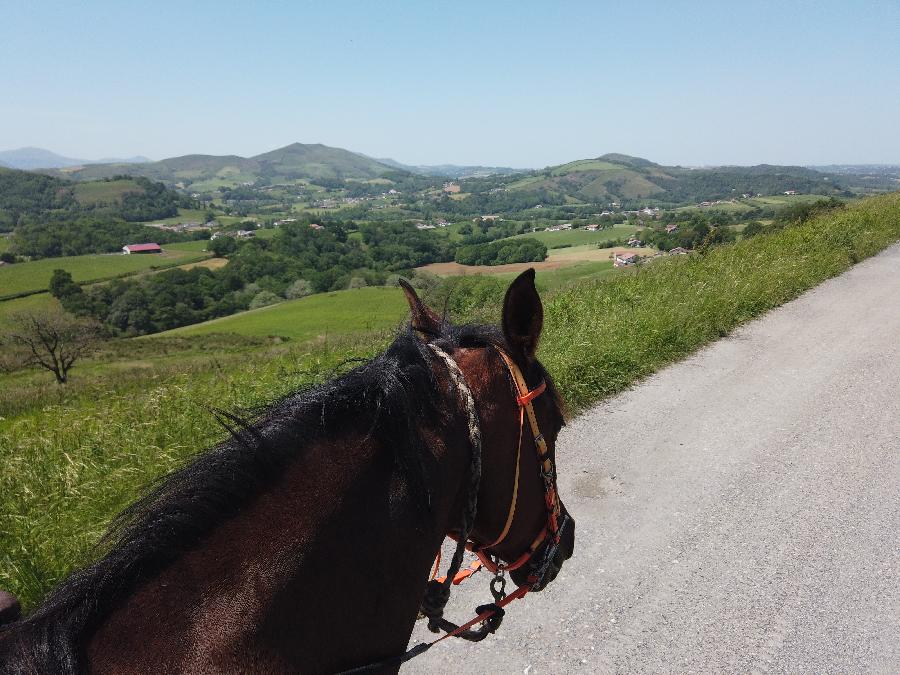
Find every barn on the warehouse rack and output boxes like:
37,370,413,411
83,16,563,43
122,243,162,254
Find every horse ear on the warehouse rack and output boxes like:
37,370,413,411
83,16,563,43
399,278,441,337
502,269,543,362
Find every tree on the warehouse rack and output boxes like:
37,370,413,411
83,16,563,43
3,309,104,383
284,279,313,299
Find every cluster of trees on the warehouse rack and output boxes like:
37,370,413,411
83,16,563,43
455,237,547,266
48,219,455,335
0,169,199,258
11,217,205,259
641,216,737,252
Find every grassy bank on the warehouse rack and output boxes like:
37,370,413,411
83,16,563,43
2,192,899,609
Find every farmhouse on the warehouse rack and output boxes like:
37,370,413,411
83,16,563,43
665,223,679,234
236,230,256,239
442,182,461,193
613,252,639,267
122,243,162,255
784,190,798,195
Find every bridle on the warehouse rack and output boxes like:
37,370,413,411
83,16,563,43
445,348,564,583
337,343,569,673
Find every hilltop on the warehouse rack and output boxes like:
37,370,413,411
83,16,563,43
46,143,401,191
504,153,845,205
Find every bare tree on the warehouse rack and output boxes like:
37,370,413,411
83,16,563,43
3,309,104,384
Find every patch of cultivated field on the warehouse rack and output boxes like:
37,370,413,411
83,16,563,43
0,248,210,299
418,244,652,278
510,225,640,248
549,245,655,262
159,286,408,340
139,209,209,225
71,179,143,205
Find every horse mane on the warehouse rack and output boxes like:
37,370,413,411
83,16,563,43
0,321,562,673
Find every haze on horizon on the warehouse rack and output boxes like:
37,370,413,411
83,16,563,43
1,1,898,168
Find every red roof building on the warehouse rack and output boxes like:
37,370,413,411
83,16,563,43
123,243,162,254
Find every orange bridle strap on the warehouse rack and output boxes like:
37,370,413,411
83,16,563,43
474,350,559,572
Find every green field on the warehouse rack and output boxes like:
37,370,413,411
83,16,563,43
139,208,209,225
0,247,210,299
2,192,900,611
71,179,143,205
510,225,640,248
0,293,56,330
161,286,409,340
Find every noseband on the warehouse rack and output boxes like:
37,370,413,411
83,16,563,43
338,343,569,674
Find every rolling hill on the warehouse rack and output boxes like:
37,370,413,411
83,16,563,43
504,153,846,205
46,143,403,191
0,147,150,170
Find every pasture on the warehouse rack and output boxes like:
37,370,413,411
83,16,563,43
71,179,143,205
2,192,900,611
511,225,640,248
159,286,409,341
0,247,210,300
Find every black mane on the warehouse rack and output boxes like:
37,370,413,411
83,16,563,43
0,321,561,673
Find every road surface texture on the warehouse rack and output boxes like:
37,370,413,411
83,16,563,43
408,243,900,673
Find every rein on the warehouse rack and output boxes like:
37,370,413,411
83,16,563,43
337,344,566,673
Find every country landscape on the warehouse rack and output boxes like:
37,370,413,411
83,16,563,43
2,1,899,671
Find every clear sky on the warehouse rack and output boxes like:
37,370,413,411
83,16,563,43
1,0,898,167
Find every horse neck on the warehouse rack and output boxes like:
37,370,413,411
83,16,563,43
86,419,472,672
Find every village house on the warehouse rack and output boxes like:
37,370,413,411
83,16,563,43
585,223,600,231
627,237,644,247
665,223,679,234
784,190,798,195
122,243,162,255
236,230,256,239
613,252,639,267
442,182,461,193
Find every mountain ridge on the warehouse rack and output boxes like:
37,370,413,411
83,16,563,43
0,147,150,170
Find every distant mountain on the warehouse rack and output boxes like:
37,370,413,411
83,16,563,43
376,158,525,178
504,153,845,204
46,143,402,190
0,147,150,170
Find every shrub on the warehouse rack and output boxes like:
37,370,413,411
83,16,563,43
284,279,313,299
249,290,281,309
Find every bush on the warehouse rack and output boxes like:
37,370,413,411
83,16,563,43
284,279,313,299
348,277,368,289
249,290,281,309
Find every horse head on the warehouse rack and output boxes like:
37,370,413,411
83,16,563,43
402,269,576,594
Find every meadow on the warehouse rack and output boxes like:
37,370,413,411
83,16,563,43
161,286,409,340
0,245,210,300
510,225,640,248
2,191,899,610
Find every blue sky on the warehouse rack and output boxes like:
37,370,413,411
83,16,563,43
1,1,898,167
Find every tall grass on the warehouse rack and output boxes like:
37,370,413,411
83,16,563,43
2,192,899,609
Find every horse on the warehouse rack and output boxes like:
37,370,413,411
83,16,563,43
0,269,575,674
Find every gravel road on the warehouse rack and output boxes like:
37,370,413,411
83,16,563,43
408,243,900,673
